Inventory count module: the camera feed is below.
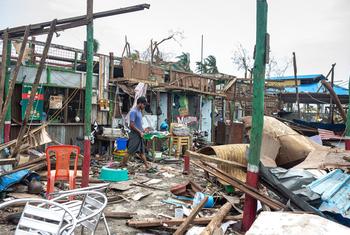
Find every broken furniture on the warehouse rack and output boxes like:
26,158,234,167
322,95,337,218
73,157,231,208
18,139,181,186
49,183,111,234
46,145,80,197
0,198,77,235
50,190,109,235
96,135,117,156
169,123,191,158
143,132,168,161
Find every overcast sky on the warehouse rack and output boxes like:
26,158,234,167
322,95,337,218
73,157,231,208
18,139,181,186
1,0,349,85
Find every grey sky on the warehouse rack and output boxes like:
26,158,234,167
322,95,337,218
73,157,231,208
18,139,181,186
1,0,349,84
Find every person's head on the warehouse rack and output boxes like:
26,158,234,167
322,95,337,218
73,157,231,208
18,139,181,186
136,96,147,110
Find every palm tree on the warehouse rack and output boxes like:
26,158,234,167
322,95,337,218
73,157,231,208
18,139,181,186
175,52,192,72
195,61,207,74
205,55,219,74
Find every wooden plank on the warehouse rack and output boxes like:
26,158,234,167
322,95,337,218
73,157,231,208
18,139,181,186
13,20,57,159
187,150,246,169
174,196,208,235
193,161,287,211
127,215,242,228
200,202,232,235
104,211,137,219
0,158,17,165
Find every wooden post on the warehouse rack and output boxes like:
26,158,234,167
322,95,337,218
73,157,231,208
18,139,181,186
64,88,69,124
345,77,350,150
12,21,56,159
292,52,301,119
82,0,94,187
200,202,232,235
174,196,208,235
3,34,12,143
321,79,347,122
242,0,268,231
329,63,336,123
109,52,114,124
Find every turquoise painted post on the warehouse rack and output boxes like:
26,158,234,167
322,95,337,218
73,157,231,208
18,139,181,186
242,0,268,231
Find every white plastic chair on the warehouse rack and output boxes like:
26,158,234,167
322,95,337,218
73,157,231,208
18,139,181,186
50,190,108,235
0,198,77,235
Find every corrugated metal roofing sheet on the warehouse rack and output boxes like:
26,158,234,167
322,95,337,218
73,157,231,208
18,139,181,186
267,74,325,81
307,169,350,219
283,83,348,95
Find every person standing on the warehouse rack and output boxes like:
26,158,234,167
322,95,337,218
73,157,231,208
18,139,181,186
121,96,150,169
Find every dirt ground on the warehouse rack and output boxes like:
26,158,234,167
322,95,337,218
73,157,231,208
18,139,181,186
0,157,240,235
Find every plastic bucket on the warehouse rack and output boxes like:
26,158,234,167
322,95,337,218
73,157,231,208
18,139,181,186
115,138,128,151
193,192,214,208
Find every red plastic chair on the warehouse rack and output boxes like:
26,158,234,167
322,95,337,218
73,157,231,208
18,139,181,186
46,145,80,197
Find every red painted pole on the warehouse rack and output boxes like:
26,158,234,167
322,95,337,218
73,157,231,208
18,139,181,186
183,154,190,174
82,138,91,187
82,0,94,187
4,122,11,143
242,0,268,231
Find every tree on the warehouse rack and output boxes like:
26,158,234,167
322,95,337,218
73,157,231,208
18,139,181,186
205,55,219,74
196,55,219,74
195,61,207,73
174,52,192,72
232,44,253,78
265,56,291,78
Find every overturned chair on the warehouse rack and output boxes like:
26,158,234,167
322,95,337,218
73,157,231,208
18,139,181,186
0,198,77,235
49,184,111,234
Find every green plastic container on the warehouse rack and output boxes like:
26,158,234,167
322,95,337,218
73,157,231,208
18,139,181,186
99,167,129,182
224,185,235,193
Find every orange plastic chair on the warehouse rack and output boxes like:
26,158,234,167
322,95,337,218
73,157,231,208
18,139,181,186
46,145,80,197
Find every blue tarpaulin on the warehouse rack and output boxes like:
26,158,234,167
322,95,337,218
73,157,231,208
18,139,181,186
0,170,40,192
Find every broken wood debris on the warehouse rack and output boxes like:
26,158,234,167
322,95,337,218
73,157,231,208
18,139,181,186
127,215,243,228
199,202,233,235
174,196,208,235
192,161,287,211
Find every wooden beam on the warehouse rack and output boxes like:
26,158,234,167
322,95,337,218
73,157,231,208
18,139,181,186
200,202,232,235
12,21,57,159
186,150,246,168
321,79,347,122
1,4,151,39
174,196,208,235
104,211,137,219
126,215,242,228
0,158,17,166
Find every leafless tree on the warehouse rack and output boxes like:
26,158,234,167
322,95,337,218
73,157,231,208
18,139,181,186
232,44,254,78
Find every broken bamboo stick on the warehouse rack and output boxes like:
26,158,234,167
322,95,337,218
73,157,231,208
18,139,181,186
127,215,242,228
199,202,232,235
174,196,208,235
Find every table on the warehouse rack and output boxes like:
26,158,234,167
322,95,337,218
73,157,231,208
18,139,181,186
143,133,169,162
